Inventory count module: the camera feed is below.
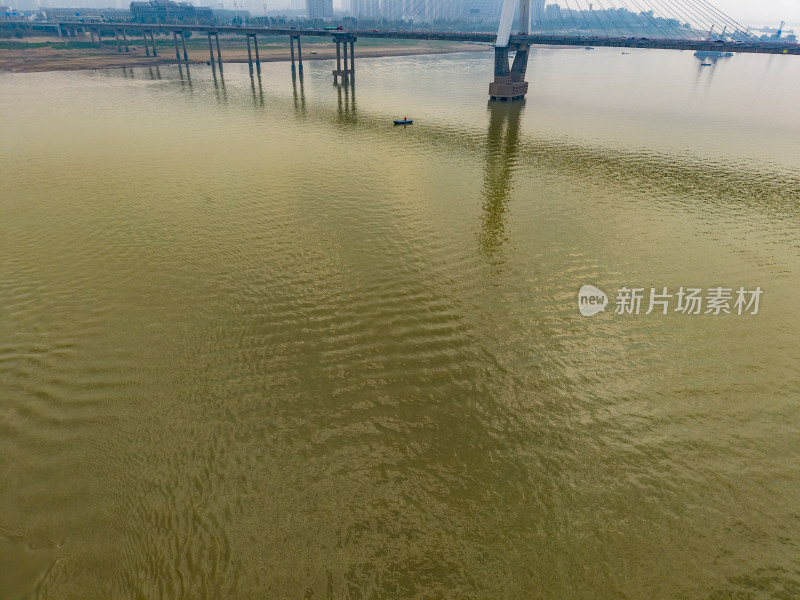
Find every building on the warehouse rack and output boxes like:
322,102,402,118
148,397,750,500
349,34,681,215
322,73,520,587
532,0,544,25
306,0,331,20
130,0,214,23
543,2,559,22
463,0,502,21
350,0,381,19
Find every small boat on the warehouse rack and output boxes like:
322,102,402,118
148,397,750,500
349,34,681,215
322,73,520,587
700,62,712,66
393,119,413,125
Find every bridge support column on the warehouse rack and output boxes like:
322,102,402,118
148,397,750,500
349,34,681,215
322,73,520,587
180,31,188,62
173,31,181,62
349,40,355,81
342,40,348,82
95,28,102,46
90,29,95,43
246,34,253,73
253,35,261,74
150,31,157,57
489,43,529,101
289,36,296,73
215,33,222,68
334,40,341,83
122,29,129,52
115,30,121,52
207,32,214,63
332,36,356,83
296,37,303,72
143,31,150,56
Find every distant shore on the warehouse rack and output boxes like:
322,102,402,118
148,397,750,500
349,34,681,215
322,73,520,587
0,36,492,73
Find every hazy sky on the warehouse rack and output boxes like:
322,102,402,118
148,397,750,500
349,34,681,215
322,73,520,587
710,0,800,28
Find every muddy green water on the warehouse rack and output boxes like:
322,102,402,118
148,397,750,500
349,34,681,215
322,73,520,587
1,48,799,598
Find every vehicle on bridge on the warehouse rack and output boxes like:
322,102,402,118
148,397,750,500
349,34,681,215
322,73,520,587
324,25,343,31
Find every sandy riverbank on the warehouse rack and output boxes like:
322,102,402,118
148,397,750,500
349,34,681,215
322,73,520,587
0,36,492,73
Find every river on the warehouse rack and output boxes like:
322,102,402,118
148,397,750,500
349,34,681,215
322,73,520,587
1,47,799,598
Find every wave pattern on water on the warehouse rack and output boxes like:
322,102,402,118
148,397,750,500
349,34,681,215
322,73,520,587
1,52,799,598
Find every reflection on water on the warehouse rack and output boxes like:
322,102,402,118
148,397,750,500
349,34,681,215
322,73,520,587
480,100,524,261
335,79,357,122
251,72,264,107
1,50,799,599
292,72,307,113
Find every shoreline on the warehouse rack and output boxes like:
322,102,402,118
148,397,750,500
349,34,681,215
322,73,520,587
0,38,492,73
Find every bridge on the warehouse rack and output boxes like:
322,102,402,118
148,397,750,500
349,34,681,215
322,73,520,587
15,0,799,101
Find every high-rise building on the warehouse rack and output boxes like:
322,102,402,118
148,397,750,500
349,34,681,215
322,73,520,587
306,0,332,19
544,2,560,22
532,0,544,25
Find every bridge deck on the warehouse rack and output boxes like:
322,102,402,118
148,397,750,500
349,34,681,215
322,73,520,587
20,22,800,55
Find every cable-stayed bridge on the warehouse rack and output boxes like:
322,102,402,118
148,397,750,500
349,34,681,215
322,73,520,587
25,0,799,100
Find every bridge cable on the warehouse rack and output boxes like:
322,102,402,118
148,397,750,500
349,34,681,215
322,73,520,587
556,3,573,36
637,0,684,39
677,0,721,36
647,0,694,39
641,0,684,38
589,0,611,39
594,0,619,39
573,0,599,37
564,0,592,33
627,0,674,38
615,0,658,36
695,0,758,41
592,0,630,39
605,1,646,38
652,0,704,40
560,0,585,35
673,0,723,38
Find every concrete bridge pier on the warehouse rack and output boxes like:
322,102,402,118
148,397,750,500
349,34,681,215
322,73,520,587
149,31,157,57
115,30,121,52
342,40,348,82
207,32,214,63
180,31,188,62
253,35,261,74
173,31,181,62
245,34,260,74
215,33,222,69
296,36,303,73
489,43,530,101
143,31,150,56
334,40,340,83
95,28,102,46
289,35,303,73
90,29,95,43
122,29,130,52
332,36,355,83
349,40,355,81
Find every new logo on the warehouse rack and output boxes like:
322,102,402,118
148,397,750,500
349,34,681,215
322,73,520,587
578,285,609,316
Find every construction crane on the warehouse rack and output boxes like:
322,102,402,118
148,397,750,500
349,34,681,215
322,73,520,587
775,21,784,38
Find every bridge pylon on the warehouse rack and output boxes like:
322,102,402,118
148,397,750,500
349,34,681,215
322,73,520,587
489,42,530,101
